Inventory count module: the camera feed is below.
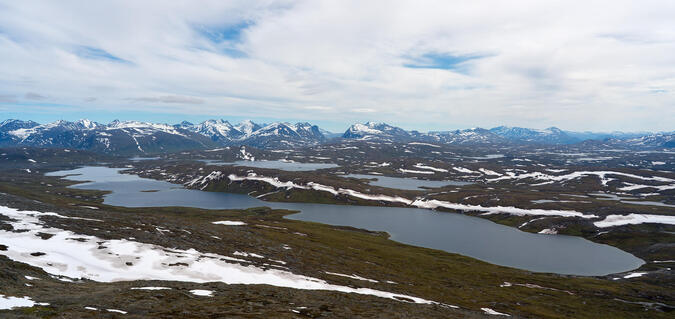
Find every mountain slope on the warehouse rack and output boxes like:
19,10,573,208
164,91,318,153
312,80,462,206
489,126,579,144
0,119,217,154
343,122,411,140
0,119,329,153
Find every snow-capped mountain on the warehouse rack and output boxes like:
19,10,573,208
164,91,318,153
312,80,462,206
427,128,506,145
489,126,579,144
609,132,675,148
0,118,330,153
488,126,658,145
342,122,506,144
341,122,669,147
1,118,670,153
0,119,40,146
342,122,411,140
0,119,217,154
0,119,40,132
173,121,195,130
236,122,325,148
177,120,326,148
234,120,263,136
191,119,244,142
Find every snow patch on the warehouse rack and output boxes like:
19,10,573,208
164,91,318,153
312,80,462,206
594,214,675,228
130,287,171,290
189,289,214,297
481,307,510,316
414,163,448,173
212,221,246,226
107,309,128,314
0,295,38,310
453,167,479,174
226,173,597,219
623,272,646,279
0,205,437,305
325,271,379,283
399,168,435,175
538,228,557,235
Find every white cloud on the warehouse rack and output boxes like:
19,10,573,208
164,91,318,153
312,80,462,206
129,95,205,104
0,0,673,131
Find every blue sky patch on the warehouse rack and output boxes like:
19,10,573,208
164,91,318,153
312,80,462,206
74,46,130,63
404,52,485,72
196,21,252,43
194,21,252,58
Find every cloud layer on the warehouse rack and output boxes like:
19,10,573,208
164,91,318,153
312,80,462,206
0,0,673,131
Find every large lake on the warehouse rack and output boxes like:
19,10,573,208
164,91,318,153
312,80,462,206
46,166,644,276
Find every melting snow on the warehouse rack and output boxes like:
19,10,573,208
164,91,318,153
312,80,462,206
227,173,597,218
0,205,436,304
233,251,265,258
189,289,214,297
481,307,510,316
538,228,557,235
130,287,171,290
594,214,675,228
399,168,435,175
623,272,646,279
453,167,479,174
414,164,448,173
325,271,379,283
107,309,128,314
212,221,247,226
479,168,501,176
488,170,674,188
0,295,39,310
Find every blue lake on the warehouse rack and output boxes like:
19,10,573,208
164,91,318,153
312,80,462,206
46,166,644,276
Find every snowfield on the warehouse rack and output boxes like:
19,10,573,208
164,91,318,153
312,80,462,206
324,272,379,283
0,205,438,305
212,220,247,226
0,295,42,310
399,168,435,175
414,163,449,172
488,170,674,188
224,173,598,219
594,214,675,228
482,307,510,316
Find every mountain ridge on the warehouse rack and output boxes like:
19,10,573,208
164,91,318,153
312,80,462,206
1,119,672,153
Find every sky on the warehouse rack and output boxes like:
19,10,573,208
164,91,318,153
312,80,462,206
0,0,674,133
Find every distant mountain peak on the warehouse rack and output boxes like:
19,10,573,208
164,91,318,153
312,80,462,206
235,120,262,137
343,122,410,140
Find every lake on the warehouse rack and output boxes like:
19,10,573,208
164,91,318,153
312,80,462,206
46,166,644,276
340,174,471,190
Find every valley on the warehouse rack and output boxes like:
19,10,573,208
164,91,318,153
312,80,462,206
0,125,673,317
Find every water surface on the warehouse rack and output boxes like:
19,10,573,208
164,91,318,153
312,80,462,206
46,166,644,276
341,174,471,190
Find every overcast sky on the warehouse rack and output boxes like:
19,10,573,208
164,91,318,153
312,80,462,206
1,0,674,132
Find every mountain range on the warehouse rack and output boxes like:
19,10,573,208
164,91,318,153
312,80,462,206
0,119,672,154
